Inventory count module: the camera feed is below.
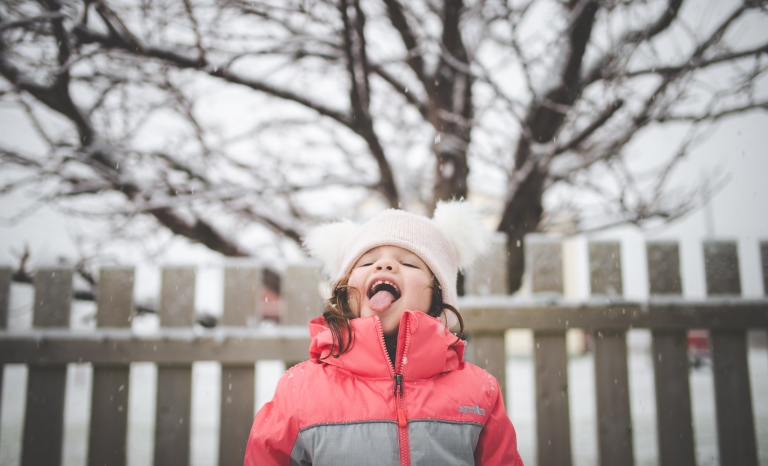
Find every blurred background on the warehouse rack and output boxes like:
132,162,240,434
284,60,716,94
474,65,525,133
1,0,767,465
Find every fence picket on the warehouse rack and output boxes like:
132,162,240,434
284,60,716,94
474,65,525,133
22,268,72,466
646,242,682,296
154,267,195,466
528,241,563,294
704,243,757,465
282,264,321,369
589,241,633,466
467,233,508,296
155,366,193,466
0,267,9,438
652,330,695,466
711,329,758,466
589,242,623,296
220,366,255,465
648,241,695,466
704,241,741,296
0,267,9,328
468,237,508,404
88,267,134,466
760,241,768,296
594,330,633,466
219,266,259,466
282,264,323,326
471,333,506,403
534,331,572,466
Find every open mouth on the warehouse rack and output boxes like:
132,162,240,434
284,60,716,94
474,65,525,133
367,279,401,311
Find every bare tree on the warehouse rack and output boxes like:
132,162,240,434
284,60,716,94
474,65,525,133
1,0,766,292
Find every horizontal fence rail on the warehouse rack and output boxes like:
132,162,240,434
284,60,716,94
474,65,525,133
1,300,766,366
0,237,766,466
0,327,311,365
461,298,768,331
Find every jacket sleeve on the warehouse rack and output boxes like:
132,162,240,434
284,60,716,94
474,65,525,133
474,378,524,466
244,369,301,466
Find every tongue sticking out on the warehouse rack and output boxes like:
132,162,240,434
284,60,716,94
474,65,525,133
369,290,396,312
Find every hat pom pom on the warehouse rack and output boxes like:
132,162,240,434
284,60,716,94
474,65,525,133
304,220,359,277
432,200,488,269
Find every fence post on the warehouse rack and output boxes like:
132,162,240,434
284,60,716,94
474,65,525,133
588,241,623,297
760,241,768,296
466,233,508,406
593,329,632,466
219,266,260,466
281,263,323,326
588,241,633,466
0,267,9,329
22,268,72,466
154,267,195,466
646,242,682,296
529,240,563,294
88,267,134,466
704,241,757,466
528,239,572,466
467,233,508,296
281,264,322,367
0,267,10,439
534,332,571,466
703,241,741,295
647,242,695,466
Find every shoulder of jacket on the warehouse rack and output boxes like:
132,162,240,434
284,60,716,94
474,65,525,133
454,362,502,388
278,359,322,384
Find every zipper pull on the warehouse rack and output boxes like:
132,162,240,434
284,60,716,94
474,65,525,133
394,374,407,427
393,374,403,396
397,407,407,427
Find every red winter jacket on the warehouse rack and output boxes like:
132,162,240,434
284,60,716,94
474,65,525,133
245,310,523,465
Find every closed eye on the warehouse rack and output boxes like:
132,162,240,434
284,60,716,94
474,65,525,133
403,263,418,268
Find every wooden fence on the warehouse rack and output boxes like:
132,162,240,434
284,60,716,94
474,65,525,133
0,238,767,466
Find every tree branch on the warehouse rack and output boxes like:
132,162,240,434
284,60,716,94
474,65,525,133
625,42,768,78
338,0,399,207
553,99,624,155
370,62,429,118
72,24,354,129
583,0,684,84
660,100,768,122
382,0,429,90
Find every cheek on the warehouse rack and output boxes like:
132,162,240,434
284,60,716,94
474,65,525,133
348,271,363,289
420,286,434,310
346,272,366,313
408,276,434,312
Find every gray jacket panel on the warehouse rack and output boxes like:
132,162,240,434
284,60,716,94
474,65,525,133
291,421,400,466
409,420,482,466
289,419,481,465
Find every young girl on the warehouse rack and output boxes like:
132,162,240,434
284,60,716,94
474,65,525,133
245,201,523,465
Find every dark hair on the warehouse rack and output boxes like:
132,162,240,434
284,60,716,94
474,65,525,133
321,274,465,358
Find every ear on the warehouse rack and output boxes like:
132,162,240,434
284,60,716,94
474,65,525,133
303,219,359,277
432,200,488,269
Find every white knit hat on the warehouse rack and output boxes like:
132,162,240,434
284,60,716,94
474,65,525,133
303,201,488,308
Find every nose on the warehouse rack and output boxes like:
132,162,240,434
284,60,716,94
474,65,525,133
375,257,396,271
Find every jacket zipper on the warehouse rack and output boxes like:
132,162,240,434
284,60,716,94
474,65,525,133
377,316,411,466
396,318,412,466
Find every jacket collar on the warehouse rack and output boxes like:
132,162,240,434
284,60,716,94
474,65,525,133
308,310,464,379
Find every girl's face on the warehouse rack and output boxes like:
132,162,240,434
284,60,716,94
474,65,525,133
348,245,433,335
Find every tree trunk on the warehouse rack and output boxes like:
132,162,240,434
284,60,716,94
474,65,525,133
428,0,473,212
498,163,547,293
499,0,600,293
